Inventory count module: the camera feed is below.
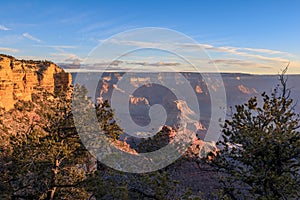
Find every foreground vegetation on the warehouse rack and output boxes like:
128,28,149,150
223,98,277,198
209,69,300,199
0,85,190,199
0,69,299,199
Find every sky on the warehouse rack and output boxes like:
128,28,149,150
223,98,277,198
0,0,300,74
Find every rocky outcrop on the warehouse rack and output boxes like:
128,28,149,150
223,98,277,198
0,54,72,110
195,85,203,93
237,84,257,94
129,96,150,105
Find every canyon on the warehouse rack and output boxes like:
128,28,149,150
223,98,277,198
73,71,300,142
1,55,300,198
1,54,300,142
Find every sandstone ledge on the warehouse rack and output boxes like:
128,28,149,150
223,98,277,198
0,54,72,110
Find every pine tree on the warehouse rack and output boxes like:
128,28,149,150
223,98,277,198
209,68,300,199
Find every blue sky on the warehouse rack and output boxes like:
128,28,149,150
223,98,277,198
0,0,299,74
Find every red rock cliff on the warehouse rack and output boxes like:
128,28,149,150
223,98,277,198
0,54,72,110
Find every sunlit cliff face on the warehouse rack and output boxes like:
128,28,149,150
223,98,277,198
0,55,71,110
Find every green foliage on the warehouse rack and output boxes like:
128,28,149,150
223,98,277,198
137,128,171,153
1,84,187,199
86,165,182,200
8,86,91,199
209,70,300,199
96,100,123,140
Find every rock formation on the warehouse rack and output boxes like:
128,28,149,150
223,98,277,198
238,84,257,94
0,54,72,110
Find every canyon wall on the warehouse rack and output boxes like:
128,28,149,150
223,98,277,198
0,54,72,110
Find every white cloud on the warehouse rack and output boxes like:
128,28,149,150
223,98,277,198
52,38,297,74
22,32,41,42
125,60,181,67
0,47,19,53
50,52,82,63
108,39,293,63
34,45,77,54
35,45,77,49
288,61,300,74
241,47,287,55
0,25,11,31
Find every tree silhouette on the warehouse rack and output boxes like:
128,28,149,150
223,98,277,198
209,68,300,199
